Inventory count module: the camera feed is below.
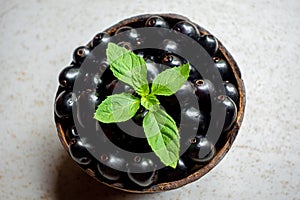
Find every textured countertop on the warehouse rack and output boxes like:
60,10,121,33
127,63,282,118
0,0,299,199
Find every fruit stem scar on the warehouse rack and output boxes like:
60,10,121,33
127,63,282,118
77,49,84,56
195,79,204,86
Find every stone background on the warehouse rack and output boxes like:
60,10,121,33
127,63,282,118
0,0,299,199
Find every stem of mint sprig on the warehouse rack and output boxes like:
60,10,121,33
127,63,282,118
94,42,190,168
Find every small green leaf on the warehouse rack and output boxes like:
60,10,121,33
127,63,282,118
143,109,180,168
141,94,160,110
106,43,149,96
169,160,178,169
151,63,190,96
94,93,140,123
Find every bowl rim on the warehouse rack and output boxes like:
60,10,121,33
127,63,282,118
55,13,246,193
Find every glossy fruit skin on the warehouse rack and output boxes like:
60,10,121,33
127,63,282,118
216,95,237,131
91,32,110,48
127,156,157,187
180,106,209,152
55,90,76,119
132,107,148,126
177,158,188,169
160,39,180,54
76,90,100,128
172,158,188,178
173,21,200,39
199,35,218,56
97,152,126,181
194,79,215,100
134,49,146,59
75,71,103,92
175,81,195,106
145,59,160,82
158,39,186,68
213,57,232,81
162,54,185,67
58,65,80,88
69,137,92,165
182,107,208,134
73,46,90,65
115,26,133,34
159,158,188,181
142,49,165,64
181,106,202,127
111,80,134,95
117,41,133,51
188,65,202,82
194,79,216,112
145,16,170,28
115,26,141,47
65,125,79,143
156,94,181,127
223,81,239,105
187,135,215,163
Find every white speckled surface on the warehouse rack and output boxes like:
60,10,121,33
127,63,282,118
0,0,300,199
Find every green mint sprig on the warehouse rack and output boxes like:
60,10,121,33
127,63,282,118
94,42,190,168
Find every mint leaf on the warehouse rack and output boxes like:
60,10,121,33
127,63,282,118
141,94,160,110
94,93,140,123
106,43,149,96
151,63,190,96
143,109,180,168
93,43,192,168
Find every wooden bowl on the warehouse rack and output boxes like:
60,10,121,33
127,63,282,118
54,13,246,193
